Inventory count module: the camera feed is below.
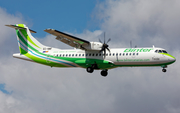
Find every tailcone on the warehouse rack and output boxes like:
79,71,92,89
13,53,34,62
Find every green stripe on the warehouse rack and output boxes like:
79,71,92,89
159,53,175,59
17,24,24,28
24,52,68,67
19,29,41,49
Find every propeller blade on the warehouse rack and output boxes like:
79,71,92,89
99,49,103,53
99,46,104,53
106,47,110,53
106,38,111,44
104,49,106,59
104,32,105,44
99,38,102,43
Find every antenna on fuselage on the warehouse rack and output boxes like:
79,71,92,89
130,41,137,48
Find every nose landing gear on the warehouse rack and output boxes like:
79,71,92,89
162,68,167,72
161,65,167,73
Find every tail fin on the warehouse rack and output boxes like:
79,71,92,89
6,24,46,54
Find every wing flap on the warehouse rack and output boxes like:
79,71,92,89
44,29,90,49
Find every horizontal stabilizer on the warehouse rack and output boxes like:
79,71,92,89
5,25,37,33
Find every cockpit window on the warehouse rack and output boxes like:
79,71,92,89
155,49,168,53
158,50,162,53
162,50,168,53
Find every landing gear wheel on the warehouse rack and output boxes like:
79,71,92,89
87,67,94,73
101,70,108,77
162,68,167,72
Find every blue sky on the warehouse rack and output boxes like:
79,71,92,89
0,84,11,94
1,0,103,37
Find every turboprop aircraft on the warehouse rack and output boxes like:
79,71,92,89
6,24,176,77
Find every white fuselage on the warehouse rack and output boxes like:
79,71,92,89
31,47,175,67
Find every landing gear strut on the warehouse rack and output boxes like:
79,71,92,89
101,70,108,77
161,65,167,73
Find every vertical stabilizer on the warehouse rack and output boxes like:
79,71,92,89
6,24,46,54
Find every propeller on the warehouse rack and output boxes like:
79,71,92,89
99,32,111,58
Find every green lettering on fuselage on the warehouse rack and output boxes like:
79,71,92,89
124,48,153,52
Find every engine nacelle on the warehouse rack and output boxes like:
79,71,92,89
83,42,103,51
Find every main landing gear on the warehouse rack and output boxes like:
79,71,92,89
86,64,108,77
101,70,108,77
86,67,94,73
162,65,167,73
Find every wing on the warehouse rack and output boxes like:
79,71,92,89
44,29,90,50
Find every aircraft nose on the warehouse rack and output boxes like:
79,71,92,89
168,55,176,62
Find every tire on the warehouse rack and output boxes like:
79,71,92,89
87,67,94,73
101,70,108,77
162,69,167,72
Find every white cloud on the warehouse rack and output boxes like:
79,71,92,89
94,0,180,50
0,0,180,113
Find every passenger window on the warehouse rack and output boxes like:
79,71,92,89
119,53,121,56
92,54,94,56
155,50,158,53
72,54,74,56
96,53,98,56
89,54,91,56
106,53,108,56
66,54,68,57
82,54,84,56
109,53,111,56
126,53,128,56
99,54,101,56
133,53,135,55
129,53,131,56
63,54,65,57
123,53,125,56
86,54,88,56
136,53,139,55
76,54,78,56
79,54,81,56
69,54,71,57
60,54,61,57
113,53,115,56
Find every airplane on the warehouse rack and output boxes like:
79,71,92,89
6,24,176,77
